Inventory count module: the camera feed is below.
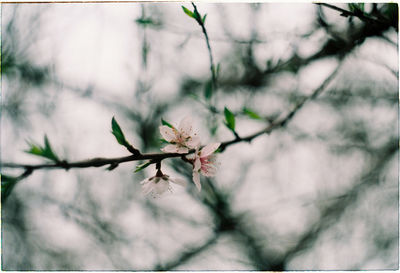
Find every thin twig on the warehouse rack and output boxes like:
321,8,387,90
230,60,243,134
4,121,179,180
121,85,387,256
277,136,398,267
155,233,219,270
192,2,217,89
316,3,392,28
219,62,342,151
1,152,184,171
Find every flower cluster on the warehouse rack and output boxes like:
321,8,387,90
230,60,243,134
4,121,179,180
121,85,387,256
140,116,220,196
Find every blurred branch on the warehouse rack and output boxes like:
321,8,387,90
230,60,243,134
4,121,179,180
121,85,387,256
156,233,219,270
274,136,398,268
316,3,395,28
219,62,342,151
380,33,397,46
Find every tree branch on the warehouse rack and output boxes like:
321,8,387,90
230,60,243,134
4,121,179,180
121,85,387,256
192,2,217,90
155,233,219,270
274,136,398,269
316,3,393,28
219,62,342,151
1,62,341,178
1,152,184,171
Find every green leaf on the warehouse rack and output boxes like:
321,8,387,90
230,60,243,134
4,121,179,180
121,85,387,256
25,135,59,162
224,107,236,131
135,17,161,27
202,14,207,23
348,3,364,13
1,174,18,203
160,138,170,144
135,161,152,173
27,145,42,156
210,124,218,136
111,117,140,155
111,116,128,146
216,63,221,78
348,3,356,12
43,135,59,161
204,80,213,100
243,107,262,120
136,18,152,25
182,6,195,19
161,118,174,128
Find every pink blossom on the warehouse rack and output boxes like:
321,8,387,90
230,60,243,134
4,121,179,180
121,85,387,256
191,143,220,191
159,116,200,154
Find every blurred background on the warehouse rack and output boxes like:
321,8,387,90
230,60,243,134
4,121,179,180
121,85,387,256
1,3,398,270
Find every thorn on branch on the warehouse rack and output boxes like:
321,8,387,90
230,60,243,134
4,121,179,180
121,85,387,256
127,145,141,156
106,162,119,171
58,160,70,170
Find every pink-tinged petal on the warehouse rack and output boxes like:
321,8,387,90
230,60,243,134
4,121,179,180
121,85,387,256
193,157,201,172
206,154,217,164
170,177,187,187
178,116,193,137
161,144,180,153
159,126,176,142
142,181,154,195
140,178,150,185
154,180,169,194
200,143,221,157
186,136,200,149
176,146,189,154
192,171,201,191
201,164,217,177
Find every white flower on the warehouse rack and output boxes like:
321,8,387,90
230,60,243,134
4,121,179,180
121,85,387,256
191,143,220,191
141,174,187,197
160,116,200,154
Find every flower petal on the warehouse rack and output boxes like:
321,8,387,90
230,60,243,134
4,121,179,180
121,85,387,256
176,146,189,154
178,116,193,136
201,164,217,177
140,177,151,185
161,144,180,153
193,157,201,172
200,143,221,157
154,180,170,194
142,181,154,195
186,136,200,149
159,126,176,142
170,177,187,187
192,171,201,191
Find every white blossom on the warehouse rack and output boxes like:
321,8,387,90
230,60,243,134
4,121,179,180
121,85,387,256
160,116,200,154
141,174,187,197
